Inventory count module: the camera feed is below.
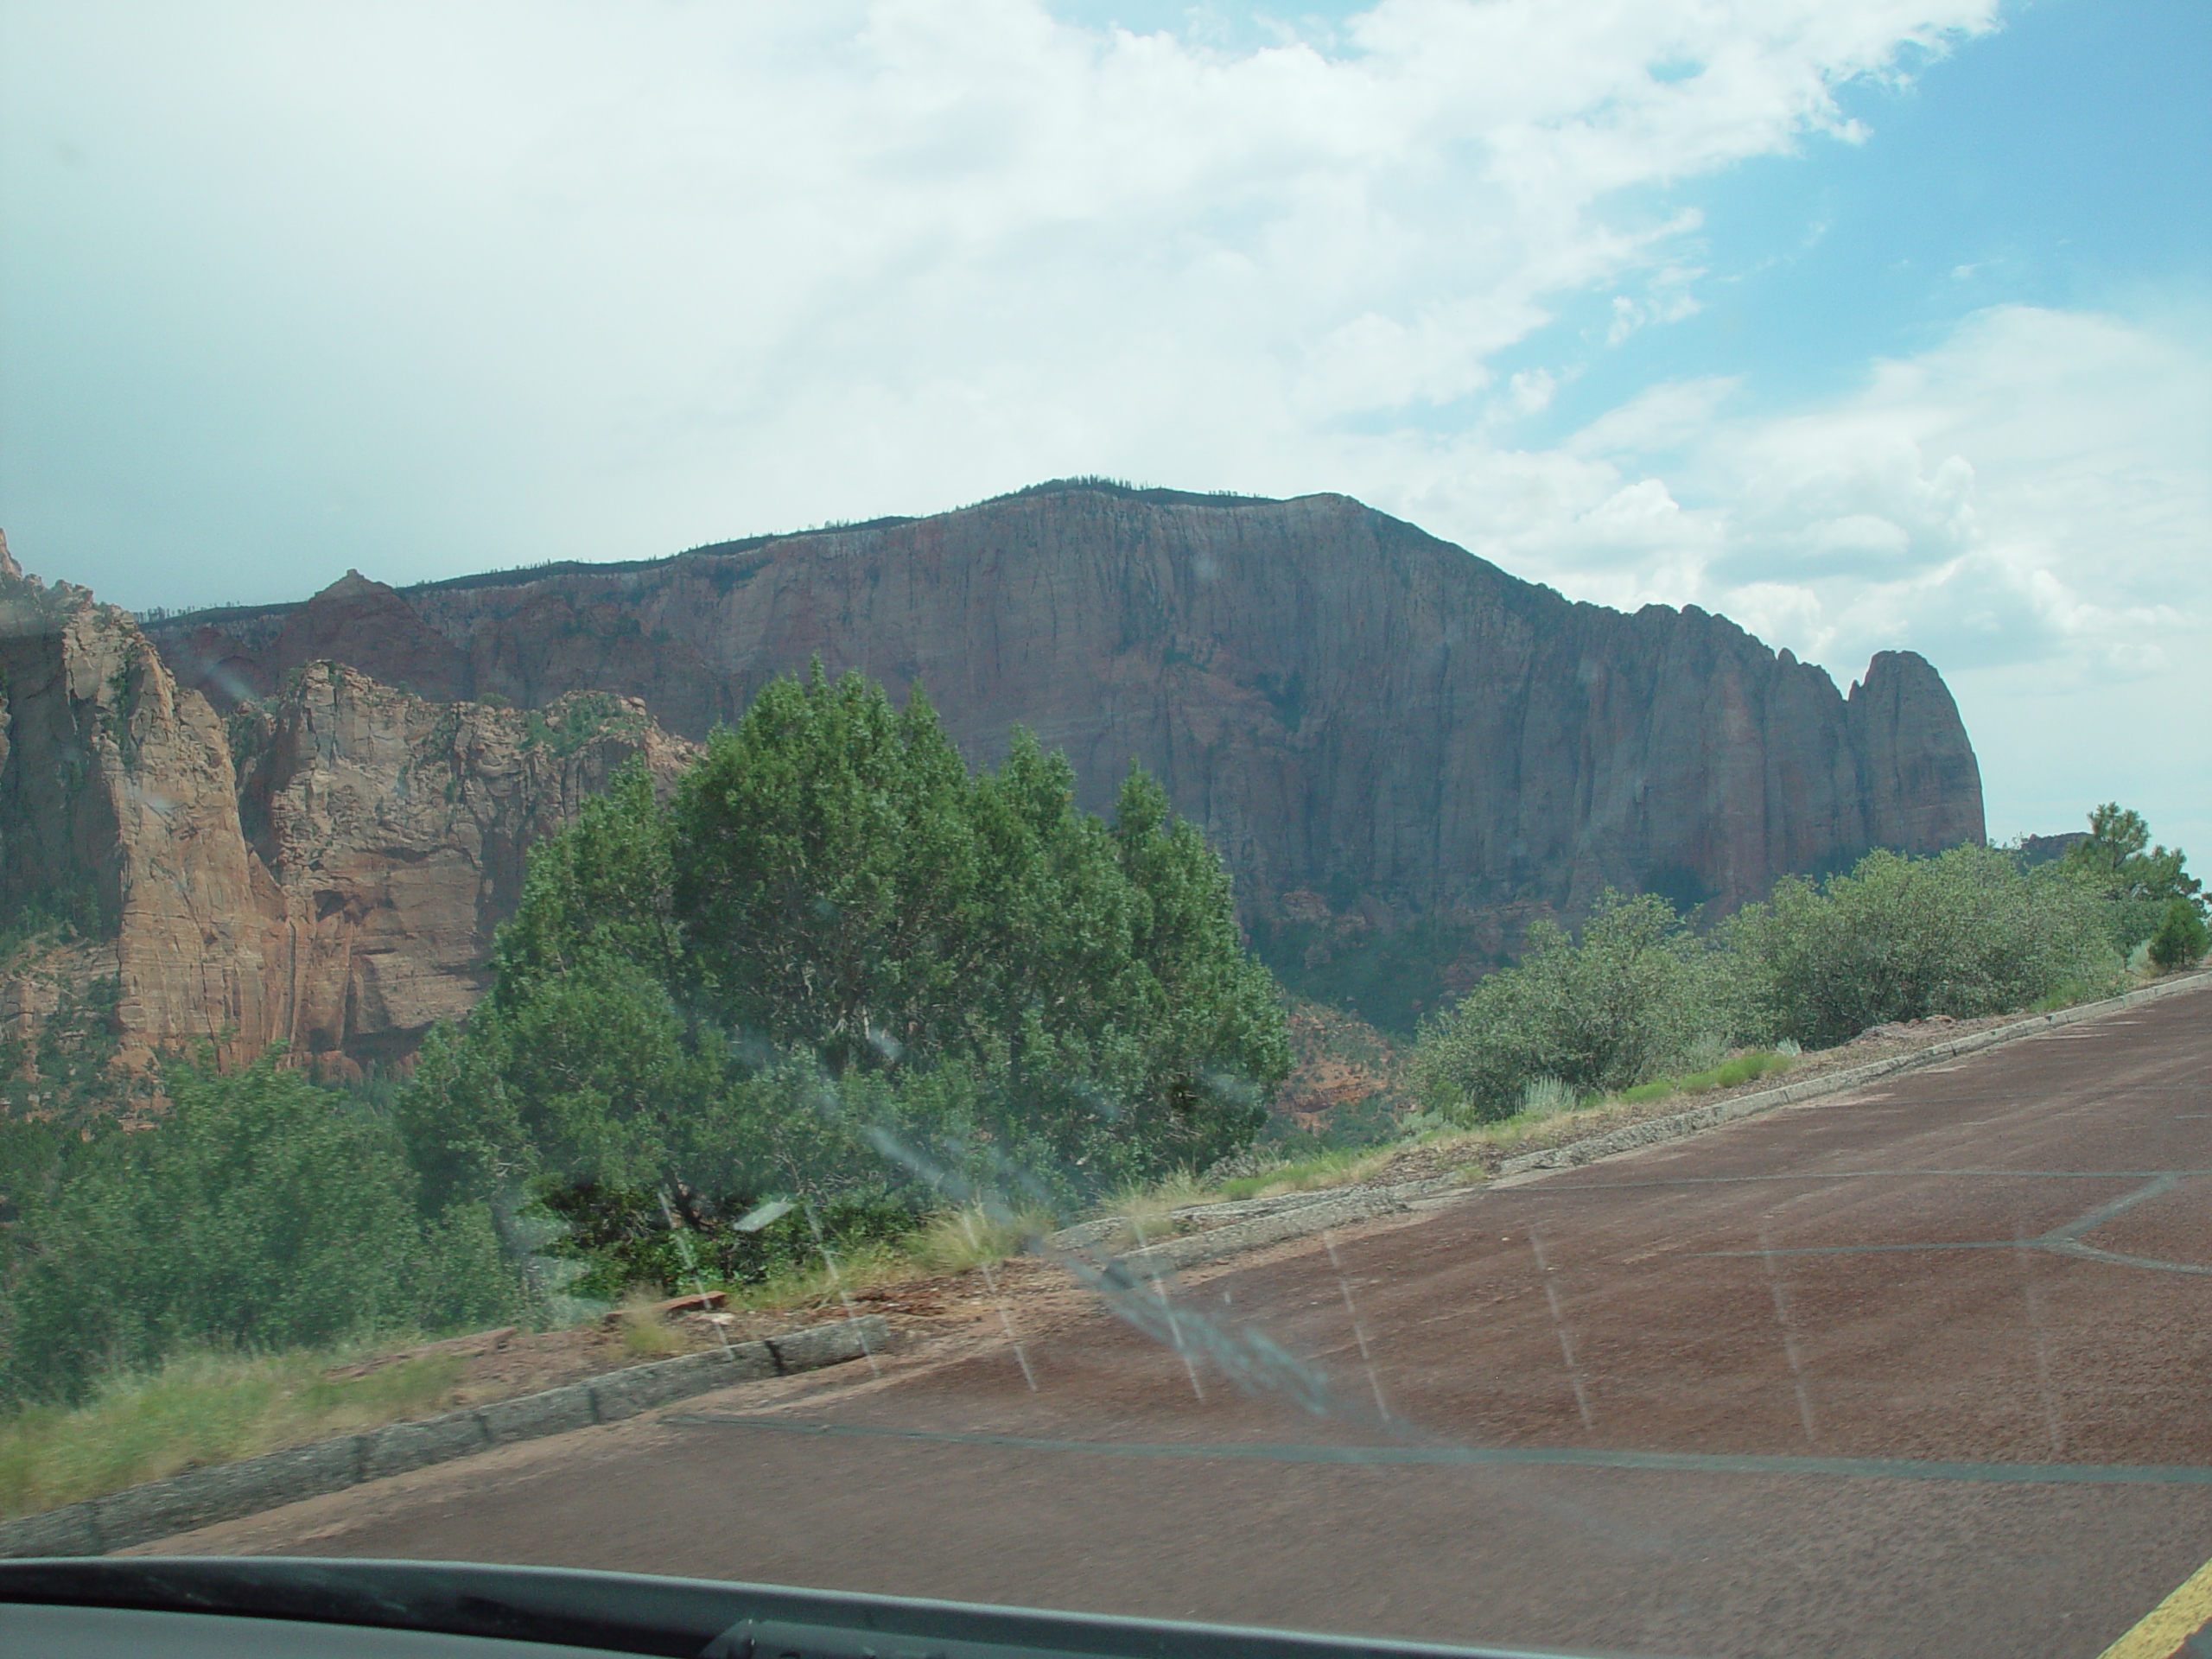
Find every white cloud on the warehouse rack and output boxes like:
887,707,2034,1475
3,0,1996,594
1351,303,2211,851
16,2,2202,849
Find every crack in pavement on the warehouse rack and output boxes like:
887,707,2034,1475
1688,1172,2210,1275
664,1413,2212,1486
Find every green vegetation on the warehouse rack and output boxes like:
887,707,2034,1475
399,664,1288,1299
1215,1144,1397,1201
0,976,150,1135
0,664,1285,1422
1738,843,2122,1049
1411,819,2182,1123
910,1203,1050,1275
0,1344,464,1521
2062,803,2205,960
1611,1048,1796,1106
1412,891,1732,1121
0,881,105,961
4,725,2192,1498
2150,895,2209,972
519,690,648,757
1,1057,514,1405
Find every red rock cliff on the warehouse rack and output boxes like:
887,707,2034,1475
0,556,693,1076
152,485,1985,932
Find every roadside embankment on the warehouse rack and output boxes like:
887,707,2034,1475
0,1317,887,1559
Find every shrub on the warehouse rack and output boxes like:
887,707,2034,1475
1731,844,2121,1050
1412,832,2135,1122
2,1058,515,1406
403,667,1292,1293
2148,895,2209,972
1412,891,1732,1122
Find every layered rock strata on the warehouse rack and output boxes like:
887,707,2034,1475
153,485,1986,930
0,552,691,1075
0,483,1986,1078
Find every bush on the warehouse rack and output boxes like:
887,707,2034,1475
1412,891,1733,1122
2148,895,2209,972
1732,844,2123,1050
1412,834,2133,1122
2,1058,516,1405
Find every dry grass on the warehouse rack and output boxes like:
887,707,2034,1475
1092,1168,1220,1250
910,1204,1052,1274
0,1344,463,1522
1216,1144,1397,1200
612,1289,688,1358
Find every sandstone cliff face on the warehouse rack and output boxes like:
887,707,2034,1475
5,484,1986,1073
0,569,283,1073
226,669,695,1068
0,556,692,1077
152,485,1985,933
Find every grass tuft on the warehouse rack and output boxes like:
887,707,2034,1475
1095,1168,1213,1249
0,1344,462,1522
613,1289,688,1357
1217,1144,1395,1201
910,1205,1046,1275
1618,1048,1796,1107
717,1240,915,1316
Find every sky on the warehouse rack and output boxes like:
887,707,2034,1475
1,0,2205,856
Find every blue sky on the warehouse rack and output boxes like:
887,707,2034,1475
1500,0,2211,438
1,0,2206,856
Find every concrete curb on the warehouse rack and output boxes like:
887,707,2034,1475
1042,1184,1418,1254
1496,969,2212,1179
0,1315,888,1560
1116,1188,1414,1277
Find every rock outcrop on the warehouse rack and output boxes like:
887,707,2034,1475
3,482,1985,1074
226,668,694,1069
152,483,1985,931
0,556,692,1077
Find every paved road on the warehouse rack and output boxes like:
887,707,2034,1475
159,988,2212,1658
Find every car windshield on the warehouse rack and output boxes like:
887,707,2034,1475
1,4,2208,1657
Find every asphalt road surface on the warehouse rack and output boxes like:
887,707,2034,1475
157,987,2212,1659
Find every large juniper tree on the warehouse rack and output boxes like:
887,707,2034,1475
399,666,1289,1284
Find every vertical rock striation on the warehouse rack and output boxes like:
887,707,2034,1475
0,481,1986,1074
226,667,694,1068
0,553,692,1076
152,484,1986,929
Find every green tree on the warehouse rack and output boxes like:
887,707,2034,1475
486,759,683,1005
1413,890,1726,1122
4,1058,512,1404
398,667,1290,1287
1107,766,1289,1171
2148,895,2209,972
669,667,986,1071
2062,803,2203,952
